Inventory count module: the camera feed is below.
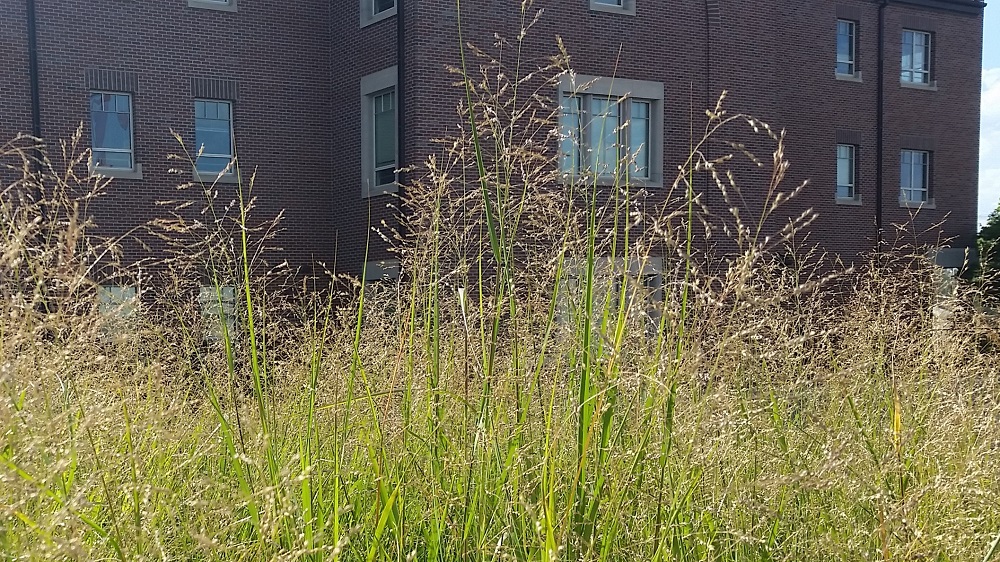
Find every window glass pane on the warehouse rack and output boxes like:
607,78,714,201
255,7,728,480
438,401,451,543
902,30,931,83
195,101,233,173
197,156,231,174
590,97,619,175
837,149,851,185
913,154,925,189
374,90,395,170
560,94,582,174
630,100,650,178
90,92,133,169
98,285,137,319
374,0,394,15
837,33,850,58
837,145,854,198
91,111,131,150
901,154,912,188
93,151,132,169
837,20,854,73
197,120,232,154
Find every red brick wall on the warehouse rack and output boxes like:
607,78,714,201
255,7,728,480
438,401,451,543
881,3,982,252
2,0,981,280
7,0,336,277
0,0,34,181
402,0,982,270
329,2,399,276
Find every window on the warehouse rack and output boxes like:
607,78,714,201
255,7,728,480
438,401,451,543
590,0,635,15
373,90,396,187
558,75,662,185
97,285,137,319
900,150,930,203
97,285,138,337
90,92,134,171
901,30,931,84
188,0,237,11
194,100,234,177
836,144,857,200
360,66,398,197
363,259,401,283
556,257,663,334
198,285,237,343
361,0,396,26
837,20,857,76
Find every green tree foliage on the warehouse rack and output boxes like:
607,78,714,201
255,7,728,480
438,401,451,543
979,200,1000,297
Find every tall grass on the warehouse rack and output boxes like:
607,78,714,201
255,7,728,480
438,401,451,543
3,5,1000,560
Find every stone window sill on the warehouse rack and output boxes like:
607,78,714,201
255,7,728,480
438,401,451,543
835,71,863,83
92,164,143,180
589,1,636,16
188,0,237,12
836,196,862,206
363,181,398,199
900,80,938,91
194,170,240,184
899,197,935,209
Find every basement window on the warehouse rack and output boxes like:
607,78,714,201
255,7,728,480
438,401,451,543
98,285,138,319
198,285,238,343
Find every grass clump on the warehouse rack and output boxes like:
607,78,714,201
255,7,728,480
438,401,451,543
2,6,1000,561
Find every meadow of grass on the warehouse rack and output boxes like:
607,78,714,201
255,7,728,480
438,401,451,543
3,6,1000,561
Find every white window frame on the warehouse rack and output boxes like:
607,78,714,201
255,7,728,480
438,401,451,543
361,0,397,27
900,149,932,206
360,66,398,198
89,91,143,180
590,0,636,16
188,0,237,12
836,143,859,203
193,99,238,184
558,74,664,188
836,19,859,78
901,29,932,85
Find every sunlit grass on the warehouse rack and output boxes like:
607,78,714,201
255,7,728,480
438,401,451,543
2,3,1000,560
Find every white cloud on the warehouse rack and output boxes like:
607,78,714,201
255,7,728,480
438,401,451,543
979,67,1000,228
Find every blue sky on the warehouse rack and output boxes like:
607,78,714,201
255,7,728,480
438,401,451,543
980,5,1000,226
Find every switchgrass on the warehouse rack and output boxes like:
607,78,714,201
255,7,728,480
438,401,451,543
3,5,1000,560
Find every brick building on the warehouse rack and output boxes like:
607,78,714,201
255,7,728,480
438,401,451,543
0,0,985,285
